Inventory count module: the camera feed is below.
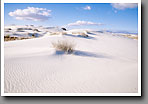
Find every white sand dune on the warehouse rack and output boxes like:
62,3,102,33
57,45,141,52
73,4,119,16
4,30,138,93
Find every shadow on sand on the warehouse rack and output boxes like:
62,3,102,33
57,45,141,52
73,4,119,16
54,50,109,59
73,50,108,58
55,50,65,55
87,32,97,35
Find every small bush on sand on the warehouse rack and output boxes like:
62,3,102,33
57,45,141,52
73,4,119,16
4,35,19,41
72,32,88,37
52,40,75,54
4,35,10,38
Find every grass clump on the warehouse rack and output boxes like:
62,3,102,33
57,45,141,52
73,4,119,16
4,35,10,38
4,35,19,41
52,40,75,54
72,31,88,37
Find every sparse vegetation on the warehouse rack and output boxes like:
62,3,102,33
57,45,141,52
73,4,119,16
4,35,10,38
52,40,75,54
4,35,18,41
72,31,88,37
4,34,31,41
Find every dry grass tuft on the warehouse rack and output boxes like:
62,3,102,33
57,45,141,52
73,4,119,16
4,35,31,41
52,40,75,54
72,32,88,37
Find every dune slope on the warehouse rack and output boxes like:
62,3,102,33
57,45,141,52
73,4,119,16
4,32,138,93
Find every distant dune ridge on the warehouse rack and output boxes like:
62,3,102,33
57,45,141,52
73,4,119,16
4,25,138,41
4,25,138,93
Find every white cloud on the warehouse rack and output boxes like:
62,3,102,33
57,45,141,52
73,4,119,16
83,5,91,10
67,21,103,26
9,7,51,21
111,3,138,10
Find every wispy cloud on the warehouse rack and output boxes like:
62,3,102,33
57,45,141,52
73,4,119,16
111,3,138,10
83,5,91,10
9,7,51,21
67,21,104,26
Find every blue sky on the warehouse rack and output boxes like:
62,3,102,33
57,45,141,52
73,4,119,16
4,3,138,33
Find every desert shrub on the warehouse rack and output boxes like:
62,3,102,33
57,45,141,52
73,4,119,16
4,35,19,41
4,35,10,38
72,31,88,37
52,40,75,54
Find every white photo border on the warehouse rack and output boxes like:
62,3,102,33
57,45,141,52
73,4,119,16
1,0,141,96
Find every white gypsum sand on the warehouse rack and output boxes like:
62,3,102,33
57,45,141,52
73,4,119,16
4,29,138,93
